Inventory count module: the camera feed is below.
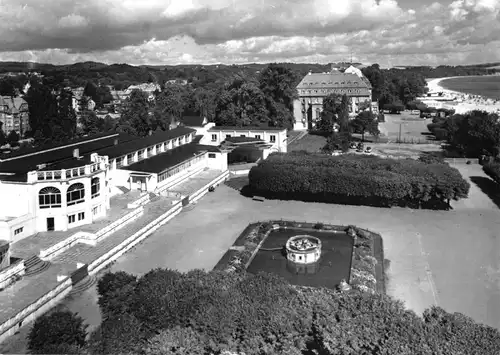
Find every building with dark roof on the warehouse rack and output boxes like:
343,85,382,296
0,127,227,243
0,96,29,137
180,116,208,128
293,65,373,130
203,126,288,154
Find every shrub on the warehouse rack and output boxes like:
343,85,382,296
248,153,470,208
97,271,137,318
91,269,500,355
314,222,324,230
418,153,446,165
483,162,500,184
27,310,88,354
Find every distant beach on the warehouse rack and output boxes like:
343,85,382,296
422,76,500,114
439,75,500,100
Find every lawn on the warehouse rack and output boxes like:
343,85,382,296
288,133,326,153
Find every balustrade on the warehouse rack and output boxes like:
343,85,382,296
33,162,104,181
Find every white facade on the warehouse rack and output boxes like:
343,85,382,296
0,128,229,243
203,127,288,153
0,154,110,243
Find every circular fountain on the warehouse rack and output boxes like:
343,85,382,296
286,235,322,264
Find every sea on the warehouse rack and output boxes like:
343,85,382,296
439,75,500,100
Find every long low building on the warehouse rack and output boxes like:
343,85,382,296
0,127,228,243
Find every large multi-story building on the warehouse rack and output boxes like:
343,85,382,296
0,96,30,137
0,127,228,243
293,65,372,130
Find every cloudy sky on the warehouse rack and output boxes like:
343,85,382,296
0,0,498,67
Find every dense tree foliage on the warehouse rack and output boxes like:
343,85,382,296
117,89,153,136
427,111,500,157
6,130,20,146
316,93,342,133
83,81,113,108
349,111,380,142
27,310,88,354
249,152,470,209
24,82,77,143
483,161,500,184
362,64,428,108
46,268,500,355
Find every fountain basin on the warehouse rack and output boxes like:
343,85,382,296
286,235,322,264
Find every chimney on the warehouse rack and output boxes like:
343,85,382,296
73,148,80,159
114,138,118,145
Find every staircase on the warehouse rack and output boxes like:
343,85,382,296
24,255,51,276
69,275,97,296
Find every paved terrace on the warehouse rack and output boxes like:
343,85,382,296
0,169,226,327
169,169,225,196
11,191,142,260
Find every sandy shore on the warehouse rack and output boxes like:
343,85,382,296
424,76,500,115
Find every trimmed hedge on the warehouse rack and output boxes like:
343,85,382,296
249,153,470,208
483,162,500,184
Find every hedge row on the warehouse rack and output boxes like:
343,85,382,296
483,162,500,184
249,153,470,208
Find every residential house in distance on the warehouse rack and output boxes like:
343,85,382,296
125,83,161,101
0,127,228,243
0,96,30,137
293,65,373,130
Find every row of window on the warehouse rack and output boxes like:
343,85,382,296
68,212,85,224
38,178,100,209
157,154,204,183
211,134,275,142
37,166,89,181
300,88,364,95
114,134,192,169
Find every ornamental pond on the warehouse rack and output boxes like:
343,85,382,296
247,227,354,289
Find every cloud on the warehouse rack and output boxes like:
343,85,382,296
0,0,498,66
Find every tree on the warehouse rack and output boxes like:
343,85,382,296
324,131,350,152
349,111,380,141
117,89,152,136
0,125,6,146
215,75,269,127
57,88,77,139
97,271,137,318
6,130,20,146
145,327,208,355
0,78,17,96
153,85,187,130
27,310,88,354
317,93,342,133
79,110,102,135
338,94,350,133
25,82,58,139
258,63,299,128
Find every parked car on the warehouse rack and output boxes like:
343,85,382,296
349,142,357,149
365,147,372,153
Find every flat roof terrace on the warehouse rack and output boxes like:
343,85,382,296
168,169,225,196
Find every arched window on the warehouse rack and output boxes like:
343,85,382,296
67,183,85,206
39,187,62,209
91,178,100,198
